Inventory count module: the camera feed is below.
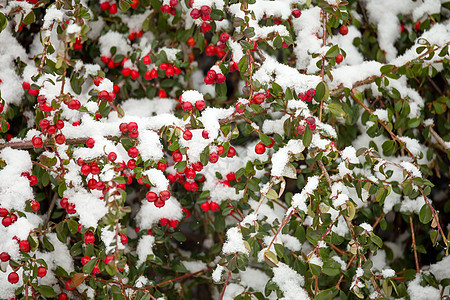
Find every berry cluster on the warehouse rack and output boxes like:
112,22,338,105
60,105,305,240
190,5,212,33
204,70,226,85
160,0,179,16
298,88,316,102
146,190,171,208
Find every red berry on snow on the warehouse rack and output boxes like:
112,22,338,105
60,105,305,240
339,25,348,35
86,138,95,148
255,143,265,154
183,130,193,140
8,272,19,284
292,9,301,18
146,191,158,202
37,266,47,278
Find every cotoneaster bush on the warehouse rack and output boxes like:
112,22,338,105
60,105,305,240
0,0,449,299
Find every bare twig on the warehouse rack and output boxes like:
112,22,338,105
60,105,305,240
409,215,420,273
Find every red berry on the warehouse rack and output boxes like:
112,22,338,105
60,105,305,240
65,280,75,291
39,119,50,130
415,20,421,31
297,124,305,135
309,123,316,131
142,55,151,64
157,161,167,171
37,266,47,278
169,220,179,228
60,198,69,209
32,136,43,148
292,9,301,18
253,92,265,104
166,66,175,77
209,152,219,163
128,122,138,132
56,119,65,129
216,73,226,84
305,116,315,125
210,201,220,212
0,252,10,262
88,178,98,190
19,240,30,252
195,100,206,111
131,0,139,9
127,159,137,170
206,70,217,80
8,272,19,284
185,168,196,179
119,123,129,133
66,203,76,214
182,102,193,112
108,152,117,162
227,146,236,157
130,69,139,80
47,125,56,135
128,147,139,158
146,191,158,202
154,198,165,207
158,90,167,98
86,138,95,148
235,102,245,113
226,172,235,181
200,5,211,16
339,25,348,35
80,164,91,175
335,53,343,64
217,145,225,155
187,36,196,47
192,162,203,172
68,99,81,110
172,151,183,162
120,234,128,245
0,208,7,217
183,130,193,140
59,293,68,300
100,2,110,11
55,134,65,145
202,130,209,139
255,143,265,154
84,231,95,244
81,256,91,265
190,8,201,19
205,45,216,56
122,68,131,77
200,202,210,212
220,32,230,42
200,22,211,33
31,201,40,211
160,190,171,201
22,82,31,90
109,3,118,13
2,216,12,227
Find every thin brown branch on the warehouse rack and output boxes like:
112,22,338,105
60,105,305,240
409,215,420,273
429,126,449,151
220,270,232,300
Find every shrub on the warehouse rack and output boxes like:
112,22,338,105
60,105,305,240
0,0,449,299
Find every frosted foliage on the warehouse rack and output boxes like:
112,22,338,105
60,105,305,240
407,274,440,300
271,139,305,176
65,188,108,228
272,262,310,300
182,261,207,273
222,227,249,255
137,131,164,161
0,148,33,211
136,198,183,229
137,235,155,265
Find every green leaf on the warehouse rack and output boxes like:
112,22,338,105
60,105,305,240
322,261,341,276
118,0,131,10
380,64,395,75
23,11,35,25
0,12,7,32
83,258,98,274
42,235,54,251
327,103,345,117
264,251,278,267
314,82,329,102
303,126,312,147
38,285,57,298
259,132,272,146
419,204,433,224
314,288,336,300
266,189,278,200
370,235,383,248
173,232,186,242
326,45,340,58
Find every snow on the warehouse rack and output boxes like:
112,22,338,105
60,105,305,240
407,274,440,300
341,146,359,164
183,261,207,273
137,235,155,265
291,176,319,213
212,265,225,282
222,227,249,255
381,268,395,278
271,139,305,177
65,188,108,228
360,223,373,232
240,268,269,292
136,198,183,228
272,262,310,300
